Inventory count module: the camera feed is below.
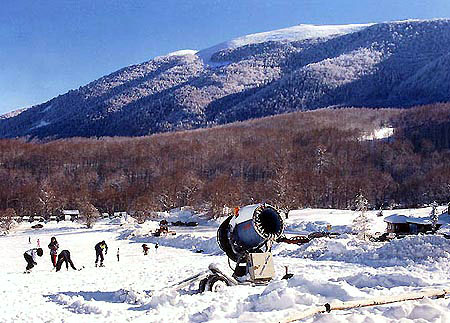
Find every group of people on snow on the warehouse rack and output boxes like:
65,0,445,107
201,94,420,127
142,243,158,255
24,238,157,272
23,237,108,273
47,236,78,271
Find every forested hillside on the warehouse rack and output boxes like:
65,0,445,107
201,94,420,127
0,104,449,219
2,20,450,139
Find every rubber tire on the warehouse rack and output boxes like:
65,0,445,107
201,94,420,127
198,277,208,293
205,274,229,292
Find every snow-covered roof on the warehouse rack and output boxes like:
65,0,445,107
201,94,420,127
63,210,79,215
384,213,449,226
384,214,408,223
438,212,450,225
407,217,432,225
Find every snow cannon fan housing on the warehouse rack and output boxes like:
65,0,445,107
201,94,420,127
217,204,284,262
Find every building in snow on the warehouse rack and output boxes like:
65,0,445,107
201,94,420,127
384,215,410,234
113,212,128,218
62,210,79,221
384,212,450,234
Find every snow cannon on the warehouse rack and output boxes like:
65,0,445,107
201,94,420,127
173,204,285,293
217,203,284,280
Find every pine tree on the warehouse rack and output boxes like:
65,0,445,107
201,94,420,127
430,201,439,232
352,193,371,240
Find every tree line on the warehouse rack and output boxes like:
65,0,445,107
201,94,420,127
0,104,449,223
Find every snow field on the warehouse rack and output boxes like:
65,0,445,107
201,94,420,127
1,207,449,322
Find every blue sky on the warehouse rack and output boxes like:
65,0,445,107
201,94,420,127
1,0,449,114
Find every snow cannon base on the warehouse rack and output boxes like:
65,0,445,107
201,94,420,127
170,259,275,294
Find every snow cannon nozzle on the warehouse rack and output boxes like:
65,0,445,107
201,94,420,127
217,203,284,262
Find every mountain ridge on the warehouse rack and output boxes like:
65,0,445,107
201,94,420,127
2,19,450,139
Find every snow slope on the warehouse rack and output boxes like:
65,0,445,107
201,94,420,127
197,23,372,64
1,207,450,322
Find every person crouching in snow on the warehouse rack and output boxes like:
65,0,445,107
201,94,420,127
56,250,77,271
95,240,108,267
48,236,59,268
24,248,43,273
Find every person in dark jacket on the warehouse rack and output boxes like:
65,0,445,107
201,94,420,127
48,237,59,268
142,244,149,255
56,250,77,271
94,240,108,267
24,248,43,272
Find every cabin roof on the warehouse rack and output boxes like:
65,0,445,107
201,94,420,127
63,210,79,215
384,212,450,225
384,214,408,224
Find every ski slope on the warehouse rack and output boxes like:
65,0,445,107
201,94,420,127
1,207,450,322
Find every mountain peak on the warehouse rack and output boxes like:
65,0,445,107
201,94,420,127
2,19,450,139
197,22,373,64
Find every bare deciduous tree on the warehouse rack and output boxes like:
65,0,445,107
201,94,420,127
0,208,17,233
78,201,100,229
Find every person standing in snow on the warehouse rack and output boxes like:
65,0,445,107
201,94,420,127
37,238,40,247
94,240,108,267
48,237,59,268
142,244,149,255
28,236,31,244
116,248,120,262
155,243,159,253
23,248,43,272
56,250,77,271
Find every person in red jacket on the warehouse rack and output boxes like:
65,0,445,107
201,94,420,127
142,244,149,255
48,237,59,268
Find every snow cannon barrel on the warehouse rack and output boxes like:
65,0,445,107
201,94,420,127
217,204,284,262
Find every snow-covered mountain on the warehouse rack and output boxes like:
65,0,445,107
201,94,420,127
2,19,450,139
0,107,29,120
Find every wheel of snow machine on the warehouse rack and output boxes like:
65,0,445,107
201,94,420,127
205,274,229,292
199,277,208,293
